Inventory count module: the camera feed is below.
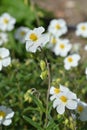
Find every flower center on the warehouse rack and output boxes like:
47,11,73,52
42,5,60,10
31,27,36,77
68,57,73,63
3,18,9,24
60,44,65,49
0,111,6,118
29,33,38,42
51,37,56,45
81,26,86,31
60,96,67,102
55,24,61,30
54,88,60,94
20,31,26,36
77,105,83,112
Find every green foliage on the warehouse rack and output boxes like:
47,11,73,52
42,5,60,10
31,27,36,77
0,0,87,130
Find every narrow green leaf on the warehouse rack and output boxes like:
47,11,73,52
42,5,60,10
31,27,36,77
29,94,45,112
23,115,43,130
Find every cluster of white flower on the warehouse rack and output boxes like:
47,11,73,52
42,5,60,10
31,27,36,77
47,19,69,55
0,105,14,126
46,19,82,70
0,13,13,71
50,85,87,121
0,11,87,128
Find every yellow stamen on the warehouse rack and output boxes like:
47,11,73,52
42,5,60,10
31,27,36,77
51,37,56,45
81,26,86,31
60,96,67,102
68,57,73,62
54,88,60,94
3,18,9,24
55,24,61,30
60,44,65,49
29,33,38,42
0,111,6,118
20,31,26,36
77,105,83,112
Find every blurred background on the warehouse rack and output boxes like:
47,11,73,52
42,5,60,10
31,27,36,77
34,0,87,25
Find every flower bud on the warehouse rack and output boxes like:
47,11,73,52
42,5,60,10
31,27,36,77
40,60,46,71
40,70,48,80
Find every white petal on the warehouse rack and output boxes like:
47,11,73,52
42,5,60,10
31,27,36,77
60,84,69,93
67,91,77,99
53,99,61,108
3,119,12,126
0,61,2,71
79,108,87,121
50,86,55,94
6,109,14,119
66,100,77,110
56,104,65,114
40,34,49,46
0,48,10,58
34,27,45,35
50,95,56,101
64,64,71,70
2,57,11,67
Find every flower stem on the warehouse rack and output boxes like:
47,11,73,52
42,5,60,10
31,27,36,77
45,59,51,126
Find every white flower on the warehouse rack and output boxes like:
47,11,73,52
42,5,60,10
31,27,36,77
53,89,77,114
25,27,49,53
0,13,16,31
15,27,29,43
0,105,14,126
0,48,11,70
64,54,81,70
76,100,87,121
53,38,72,57
0,32,8,45
48,19,68,37
50,84,69,101
84,45,87,51
76,22,87,38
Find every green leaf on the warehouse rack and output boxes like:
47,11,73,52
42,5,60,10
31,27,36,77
46,120,59,130
29,94,45,112
23,115,43,130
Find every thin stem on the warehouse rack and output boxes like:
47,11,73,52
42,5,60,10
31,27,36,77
38,46,51,127
45,59,51,126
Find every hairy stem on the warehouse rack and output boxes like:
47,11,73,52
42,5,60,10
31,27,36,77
45,59,51,126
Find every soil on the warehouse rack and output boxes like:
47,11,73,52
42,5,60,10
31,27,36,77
33,0,87,25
